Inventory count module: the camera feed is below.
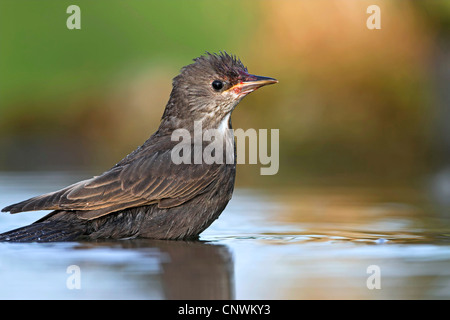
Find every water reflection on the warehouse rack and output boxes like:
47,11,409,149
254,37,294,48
1,172,450,299
77,239,234,300
0,239,233,299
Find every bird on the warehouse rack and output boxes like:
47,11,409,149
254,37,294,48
0,52,277,242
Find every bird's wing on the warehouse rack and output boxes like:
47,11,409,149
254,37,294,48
2,146,222,220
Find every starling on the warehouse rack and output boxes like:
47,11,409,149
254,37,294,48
0,52,277,242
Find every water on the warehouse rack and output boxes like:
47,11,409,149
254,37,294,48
0,172,449,299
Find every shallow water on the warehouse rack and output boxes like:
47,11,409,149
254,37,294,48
0,172,449,299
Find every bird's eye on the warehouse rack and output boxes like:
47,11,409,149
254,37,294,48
211,80,224,91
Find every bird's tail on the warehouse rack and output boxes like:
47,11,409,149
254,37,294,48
0,221,85,242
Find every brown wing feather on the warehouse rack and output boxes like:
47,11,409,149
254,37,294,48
2,140,222,220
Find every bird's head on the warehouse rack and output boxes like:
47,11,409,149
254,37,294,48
161,52,277,131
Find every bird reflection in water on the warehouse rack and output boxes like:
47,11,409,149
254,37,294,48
77,239,234,299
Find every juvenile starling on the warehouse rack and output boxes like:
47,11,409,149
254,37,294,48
0,52,277,242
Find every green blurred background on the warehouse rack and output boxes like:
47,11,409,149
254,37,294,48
1,0,449,188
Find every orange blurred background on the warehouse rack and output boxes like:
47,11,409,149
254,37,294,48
0,0,449,187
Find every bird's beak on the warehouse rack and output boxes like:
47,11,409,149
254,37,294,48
228,74,278,96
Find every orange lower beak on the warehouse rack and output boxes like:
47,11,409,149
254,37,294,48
229,75,278,95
